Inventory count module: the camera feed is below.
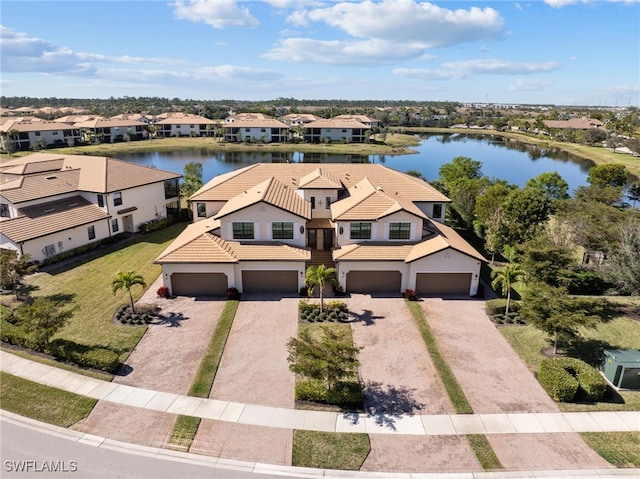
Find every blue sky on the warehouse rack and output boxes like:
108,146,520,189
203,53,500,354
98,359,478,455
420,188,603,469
1,0,638,106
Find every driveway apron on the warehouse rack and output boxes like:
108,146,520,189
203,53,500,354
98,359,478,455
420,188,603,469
420,297,611,470
73,290,225,448
347,295,480,473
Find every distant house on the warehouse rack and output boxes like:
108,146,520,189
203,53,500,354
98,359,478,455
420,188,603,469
0,153,181,263
154,113,218,137
279,113,323,126
543,118,605,130
156,163,484,297
0,118,82,152
303,118,371,143
222,117,289,143
73,118,147,143
331,114,380,129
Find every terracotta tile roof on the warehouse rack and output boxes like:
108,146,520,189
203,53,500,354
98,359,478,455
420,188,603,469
73,118,146,128
333,242,415,261
305,118,370,129
222,118,288,129
331,178,427,221
214,177,311,220
155,219,310,264
298,168,343,189
190,163,449,203
1,196,110,243
0,153,181,202
332,114,378,124
0,170,80,204
0,120,78,133
406,221,486,263
154,114,217,125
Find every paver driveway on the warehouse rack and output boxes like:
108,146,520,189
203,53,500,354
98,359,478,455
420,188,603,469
73,285,225,448
420,297,611,471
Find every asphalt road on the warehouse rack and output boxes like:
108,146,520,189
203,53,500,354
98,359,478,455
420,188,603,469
0,420,303,479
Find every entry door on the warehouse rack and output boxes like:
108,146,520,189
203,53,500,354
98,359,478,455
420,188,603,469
323,229,333,250
308,229,317,249
123,214,134,233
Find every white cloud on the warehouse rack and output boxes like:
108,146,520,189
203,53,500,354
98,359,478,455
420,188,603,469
442,59,560,75
304,0,504,47
193,65,284,81
545,0,639,7
264,37,426,65
509,78,553,91
172,0,259,29
393,67,459,80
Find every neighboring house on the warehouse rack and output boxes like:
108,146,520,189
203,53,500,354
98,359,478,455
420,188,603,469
109,113,154,124
279,113,323,126
73,118,147,143
222,117,289,143
156,163,485,297
0,118,82,152
154,113,218,137
0,152,181,263
543,118,606,130
53,115,103,124
332,114,380,129
225,113,273,123
303,118,371,143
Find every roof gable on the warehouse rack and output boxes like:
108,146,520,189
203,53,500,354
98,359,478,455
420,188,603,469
298,168,342,189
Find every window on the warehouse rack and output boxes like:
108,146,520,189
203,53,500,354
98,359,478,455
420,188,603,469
97,194,104,208
88,225,96,240
433,204,442,218
350,222,371,239
196,202,206,217
113,192,122,206
325,197,331,210
272,222,293,239
389,222,411,240
112,218,119,233
164,178,179,199
43,245,56,257
35,132,41,137
57,241,64,252
232,222,254,239
0,203,9,218
310,196,316,209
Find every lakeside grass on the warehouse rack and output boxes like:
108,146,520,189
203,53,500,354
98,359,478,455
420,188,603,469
167,299,239,450
0,134,420,159
0,372,96,427
2,223,187,360
406,300,502,470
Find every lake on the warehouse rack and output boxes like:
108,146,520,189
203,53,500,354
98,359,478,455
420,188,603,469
117,134,594,193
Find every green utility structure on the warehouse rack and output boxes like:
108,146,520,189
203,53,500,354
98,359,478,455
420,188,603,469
600,349,640,390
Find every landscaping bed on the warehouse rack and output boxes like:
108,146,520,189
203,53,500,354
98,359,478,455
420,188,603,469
298,299,350,323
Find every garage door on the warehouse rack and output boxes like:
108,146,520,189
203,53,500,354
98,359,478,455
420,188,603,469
416,273,471,296
171,273,228,296
242,270,298,294
346,271,401,293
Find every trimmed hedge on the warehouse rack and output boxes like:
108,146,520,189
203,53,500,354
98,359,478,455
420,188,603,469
538,357,607,402
485,298,521,316
295,379,364,410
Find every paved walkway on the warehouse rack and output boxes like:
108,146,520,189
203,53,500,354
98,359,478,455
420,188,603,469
3,412,637,479
2,350,638,437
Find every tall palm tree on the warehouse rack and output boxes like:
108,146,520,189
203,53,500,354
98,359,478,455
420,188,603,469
112,271,146,313
491,262,524,315
305,265,336,312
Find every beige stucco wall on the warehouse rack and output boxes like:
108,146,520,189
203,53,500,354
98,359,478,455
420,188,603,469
218,203,306,246
105,182,178,232
415,202,447,223
407,248,482,295
191,200,226,221
335,211,422,246
1,218,111,263
295,189,338,219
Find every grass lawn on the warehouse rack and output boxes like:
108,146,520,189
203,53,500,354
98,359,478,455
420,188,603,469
580,432,640,467
292,430,370,470
0,372,96,427
8,223,187,360
168,415,201,452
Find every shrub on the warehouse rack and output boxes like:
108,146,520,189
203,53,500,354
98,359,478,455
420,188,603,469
404,289,417,301
47,339,120,373
492,313,504,323
538,357,607,402
0,319,38,349
326,300,347,312
157,286,170,298
296,379,328,402
327,381,364,409
226,287,240,300
486,298,521,316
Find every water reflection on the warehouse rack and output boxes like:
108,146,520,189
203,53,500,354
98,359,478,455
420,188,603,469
117,133,593,193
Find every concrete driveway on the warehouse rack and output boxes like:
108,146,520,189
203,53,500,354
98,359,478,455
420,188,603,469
420,297,611,471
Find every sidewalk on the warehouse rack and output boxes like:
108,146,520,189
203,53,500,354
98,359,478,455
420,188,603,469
2,350,638,437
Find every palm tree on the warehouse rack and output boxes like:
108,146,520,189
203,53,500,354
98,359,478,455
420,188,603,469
305,265,336,312
491,262,524,315
112,271,146,313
